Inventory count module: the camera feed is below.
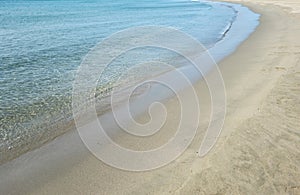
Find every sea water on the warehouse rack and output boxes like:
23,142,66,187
0,0,259,163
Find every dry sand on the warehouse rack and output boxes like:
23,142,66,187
1,0,300,194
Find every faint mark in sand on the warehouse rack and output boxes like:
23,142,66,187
275,66,287,71
285,185,300,194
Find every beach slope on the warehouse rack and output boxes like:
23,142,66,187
0,0,300,194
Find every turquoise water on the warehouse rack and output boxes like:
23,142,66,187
0,0,250,163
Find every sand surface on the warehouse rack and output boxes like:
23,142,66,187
1,1,300,194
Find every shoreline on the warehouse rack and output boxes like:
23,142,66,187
1,0,300,194
0,0,259,165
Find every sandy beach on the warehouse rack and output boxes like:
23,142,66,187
1,0,300,194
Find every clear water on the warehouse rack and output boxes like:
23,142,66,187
0,0,245,163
